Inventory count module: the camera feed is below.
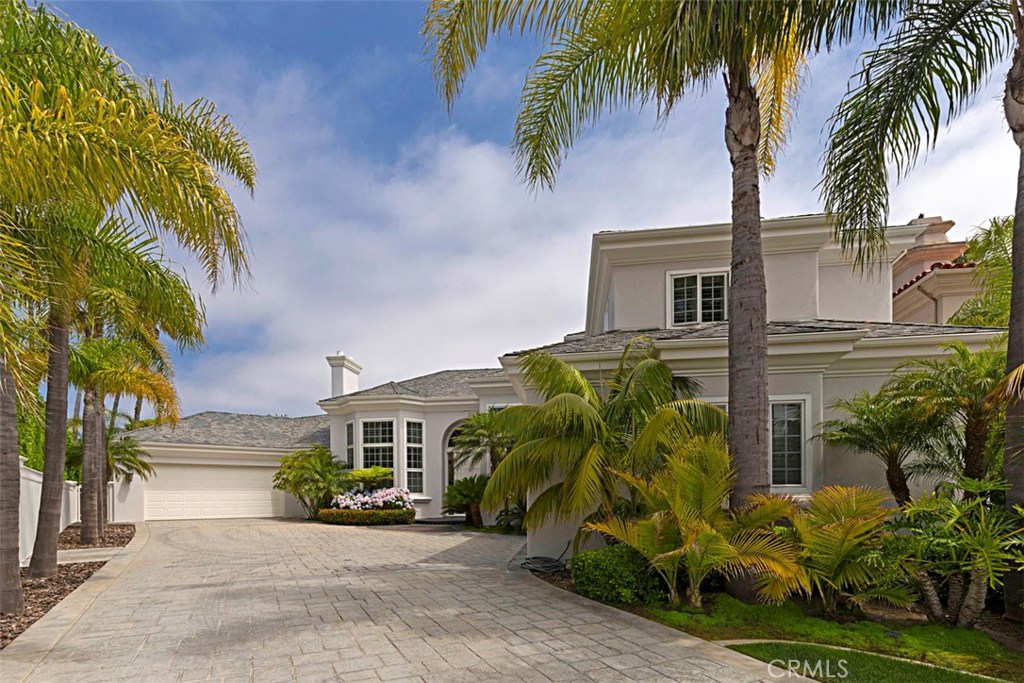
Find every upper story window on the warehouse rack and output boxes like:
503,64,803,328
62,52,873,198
345,421,355,469
361,419,394,469
668,271,729,325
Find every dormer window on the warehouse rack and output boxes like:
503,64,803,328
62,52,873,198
668,271,729,325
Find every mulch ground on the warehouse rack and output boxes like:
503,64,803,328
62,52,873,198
57,523,135,550
0,562,105,650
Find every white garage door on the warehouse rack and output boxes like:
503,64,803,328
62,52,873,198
145,463,285,520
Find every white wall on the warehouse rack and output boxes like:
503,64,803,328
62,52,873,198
18,457,80,566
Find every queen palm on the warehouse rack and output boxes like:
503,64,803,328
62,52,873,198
482,338,726,529
950,217,1013,328
450,409,515,473
820,1,1024,618
424,0,894,508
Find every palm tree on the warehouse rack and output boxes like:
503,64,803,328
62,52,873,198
483,338,726,529
424,0,893,509
950,217,1013,328
818,390,948,505
0,354,22,614
819,1,1024,619
449,410,515,473
588,434,802,608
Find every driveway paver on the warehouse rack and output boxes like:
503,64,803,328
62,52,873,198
1,519,802,682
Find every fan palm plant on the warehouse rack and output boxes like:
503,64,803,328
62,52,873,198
819,0,1024,618
450,410,515,473
588,434,802,608
424,0,896,508
818,391,949,505
482,338,726,530
782,486,912,616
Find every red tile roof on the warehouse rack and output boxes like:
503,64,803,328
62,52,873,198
893,261,975,297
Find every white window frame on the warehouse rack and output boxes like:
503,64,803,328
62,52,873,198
345,421,355,469
359,418,395,471
666,269,730,327
697,394,811,494
405,419,425,494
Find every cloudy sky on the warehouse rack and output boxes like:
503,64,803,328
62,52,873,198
56,1,1018,418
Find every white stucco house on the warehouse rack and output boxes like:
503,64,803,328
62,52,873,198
117,213,1001,555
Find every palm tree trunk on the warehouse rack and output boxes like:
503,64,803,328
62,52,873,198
79,387,101,545
955,568,988,628
107,392,120,440
27,316,70,578
913,569,945,622
1002,34,1024,624
885,460,912,506
71,387,82,438
947,572,966,619
97,401,108,536
724,61,769,509
131,396,143,430
0,355,24,614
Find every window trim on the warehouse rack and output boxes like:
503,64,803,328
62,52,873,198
404,418,425,494
345,420,355,469
665,269,730,327
359,418,395,470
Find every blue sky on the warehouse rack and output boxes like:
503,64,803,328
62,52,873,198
55,1,1019,417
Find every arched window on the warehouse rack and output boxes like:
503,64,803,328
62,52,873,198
446,427,463,490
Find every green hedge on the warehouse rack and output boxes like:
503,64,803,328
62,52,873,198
318,508,415,526
570,543,664,604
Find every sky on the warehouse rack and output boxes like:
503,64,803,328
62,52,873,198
54,1,1019,418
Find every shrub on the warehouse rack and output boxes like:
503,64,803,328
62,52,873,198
443,474,489,526
347,466,394,490
333,487,414,510
273,445,349,519
570,543,664,604
318,508,415,525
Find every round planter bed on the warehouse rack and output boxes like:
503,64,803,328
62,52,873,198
318,508,415,526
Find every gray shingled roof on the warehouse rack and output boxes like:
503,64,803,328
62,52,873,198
127,412,330,449
336,368,505,400
503,320,1003,356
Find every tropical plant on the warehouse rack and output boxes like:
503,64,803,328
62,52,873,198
443,474,490,527
449,409,515,473
346,466,394,490
950,217,1013,328
494,499,527,534
818,391,948,505
482,339,725,530
820,0,1024,619
272,446,349,520
570,543,664,604
781,486,912,616
899,479,1024,628
424,1,896,510
588,434,802,608
65,434,155,485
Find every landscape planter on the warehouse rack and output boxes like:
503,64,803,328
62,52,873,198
317,508,415,526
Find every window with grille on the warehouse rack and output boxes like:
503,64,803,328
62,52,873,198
770,402,804,486
669,272,729,325
406,420,424,493
345,421,354,469
361,420,394,469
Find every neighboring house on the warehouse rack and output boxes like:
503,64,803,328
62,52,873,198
121,213,999,554
892,215,978,324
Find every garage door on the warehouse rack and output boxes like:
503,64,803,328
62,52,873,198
145,463,285,520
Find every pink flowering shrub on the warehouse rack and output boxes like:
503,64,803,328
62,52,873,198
332,487,414,511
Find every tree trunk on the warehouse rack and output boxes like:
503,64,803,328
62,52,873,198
1003,46,1024,621
0,355,24,614
947,572,966,620
97,400,108,537
955,568,989,628
79,387,101,545
884,459,911,506
27,316,70,578
962,418,990,483
724,62,769,509
71,387,82,438
131,396,143,430
107,393,120,440
913,569,945,622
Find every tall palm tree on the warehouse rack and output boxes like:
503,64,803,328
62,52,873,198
818,390,948,505
424,0,893,509
0,353,21,613
450,409,515,473
819,0,1024,618
483,338,726,529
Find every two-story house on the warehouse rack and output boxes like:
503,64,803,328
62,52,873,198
123,214,999,550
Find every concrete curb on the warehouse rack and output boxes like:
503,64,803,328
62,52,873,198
0,522,150,682
514,566,814,682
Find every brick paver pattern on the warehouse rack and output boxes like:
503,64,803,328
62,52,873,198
10,519,784,682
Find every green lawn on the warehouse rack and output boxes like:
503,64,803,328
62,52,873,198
730,642,1001,683
646,595,1020,682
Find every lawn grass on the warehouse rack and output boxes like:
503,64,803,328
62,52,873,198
730,642,1001,683
646,595,1021,682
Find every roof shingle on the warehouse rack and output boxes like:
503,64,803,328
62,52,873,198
127,412,330,449
333,368,505,400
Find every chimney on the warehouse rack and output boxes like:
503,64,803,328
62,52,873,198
908,215,956,246
326,352,362,397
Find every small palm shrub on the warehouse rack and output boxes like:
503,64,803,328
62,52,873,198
443,474,489,526
570,543,664,604
347,466,393,490
495,500,526,534
783,486,912,616
272,446,349,519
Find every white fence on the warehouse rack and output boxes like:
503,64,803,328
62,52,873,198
18,456,81,566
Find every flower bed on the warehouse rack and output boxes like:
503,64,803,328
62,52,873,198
318,508,415,525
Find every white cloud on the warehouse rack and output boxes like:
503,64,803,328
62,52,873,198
161,51,1015,417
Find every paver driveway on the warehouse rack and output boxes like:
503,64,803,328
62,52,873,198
2,519,795,682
